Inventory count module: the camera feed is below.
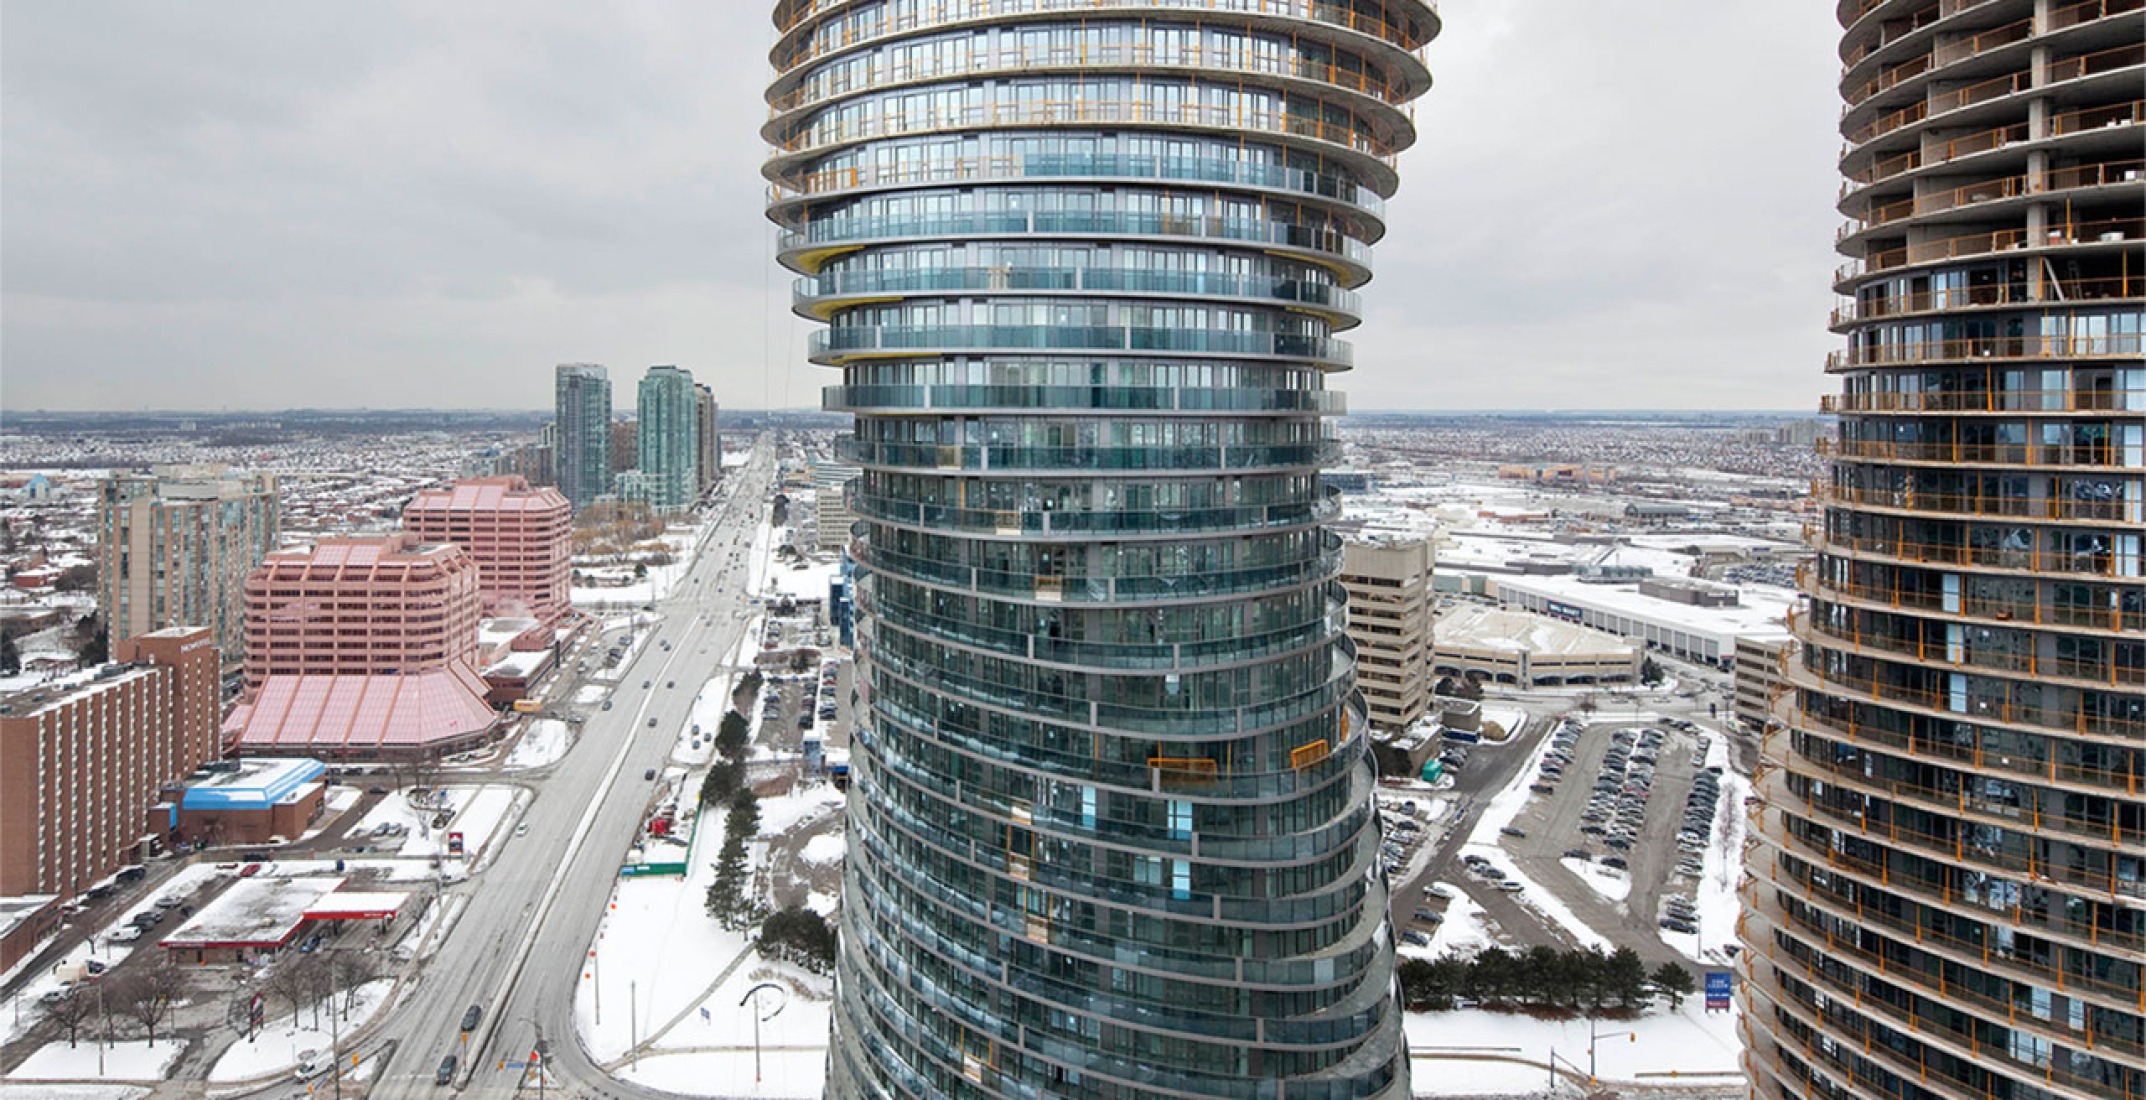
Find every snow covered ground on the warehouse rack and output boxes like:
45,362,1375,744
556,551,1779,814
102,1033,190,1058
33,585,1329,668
207,978,395,1083
798,834,845,867
0,1086,146,1100
1561,857,1633,904
1404,996,1744,1091
506,719,572,769
347,785,520,860
5,1038,184,1084
1405,884,1493,960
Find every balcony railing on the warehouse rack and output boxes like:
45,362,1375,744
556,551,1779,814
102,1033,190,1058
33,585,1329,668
770,151,1386,217
1828,274,2146,325
1836,217,2145,284
813,324,1354,367
1810,525,2137,582
1820,381,2145,413
780,209,1373,269
1824,329,2145,370
774,95,1400,167
1840,158,2145,238
773,0,1439,65
1800,563,2146,634
823,383,1346,415
1814,481,2144,525
795,265,1365,317
1785,700,2144,800
1747,837,2146,1012
1782,655,2144,755
770,36,1416,116
1816,432,2146,470
1793,605,2146,689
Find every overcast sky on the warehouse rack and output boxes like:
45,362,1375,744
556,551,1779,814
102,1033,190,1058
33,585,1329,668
1,2,1844,413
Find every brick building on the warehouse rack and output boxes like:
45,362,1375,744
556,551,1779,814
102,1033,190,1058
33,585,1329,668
401,477,573,624
0,627,220,899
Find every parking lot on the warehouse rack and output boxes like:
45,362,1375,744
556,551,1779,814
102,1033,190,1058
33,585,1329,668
1390,713,1732,971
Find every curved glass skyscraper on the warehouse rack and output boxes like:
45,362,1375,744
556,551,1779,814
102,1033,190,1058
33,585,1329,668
764,3,1439,1096
1741,3,2144,1099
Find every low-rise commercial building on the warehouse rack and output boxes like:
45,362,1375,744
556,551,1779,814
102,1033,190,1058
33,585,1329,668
1731,634,1792,733
169,757,327,847
1432,605,1639,688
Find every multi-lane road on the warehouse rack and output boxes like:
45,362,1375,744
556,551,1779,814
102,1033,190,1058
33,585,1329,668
359,439,777,1099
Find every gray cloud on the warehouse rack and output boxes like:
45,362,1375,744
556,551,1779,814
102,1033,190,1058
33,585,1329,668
2,1,1842,412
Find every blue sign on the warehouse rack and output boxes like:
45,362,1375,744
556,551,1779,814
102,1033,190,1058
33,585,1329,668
1704,970,1733,1011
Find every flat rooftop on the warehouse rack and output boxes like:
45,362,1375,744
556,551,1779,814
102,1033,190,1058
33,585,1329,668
1436,605,1636,658
160,877,343,950
181,757,326,811
1493,573,1796,642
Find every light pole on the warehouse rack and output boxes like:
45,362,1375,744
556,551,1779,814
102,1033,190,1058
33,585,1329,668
739,982,787,1085
1586,1015,1636,1085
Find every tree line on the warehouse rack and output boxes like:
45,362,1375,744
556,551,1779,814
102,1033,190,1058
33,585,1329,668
1398,946,1696,1013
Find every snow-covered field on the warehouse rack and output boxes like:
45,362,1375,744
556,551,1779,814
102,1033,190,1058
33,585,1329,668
1661,735,1750,963
5,1038,184,1084
1404,997,1744,1090
506,719,572,769
207,979,395,1083
0,1087,146,1100
347,785,520,860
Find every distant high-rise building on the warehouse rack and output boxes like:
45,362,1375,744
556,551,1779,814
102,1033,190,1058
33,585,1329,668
98,465,279,664
694,383,722,495
553,363,612,511
808,461,860,553
0,626,220,900
1342,539,1434,732
767,2,1440,1095
608,419,639,485
633,365,699,512
1740,6,2145,1100
401,477,573,624
241,534,482,691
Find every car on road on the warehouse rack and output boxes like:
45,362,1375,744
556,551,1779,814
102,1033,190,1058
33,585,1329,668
109,925,144,942
666,680,675,688
1499,827,1526,839
602,700,613,710
515,823,529,837
1563,849,1591,861
461,1004,483,1032
1496,881,1524,893
435,1054,458,1086
644,768,657,781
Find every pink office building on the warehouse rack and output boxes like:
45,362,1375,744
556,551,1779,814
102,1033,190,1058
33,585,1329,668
400,477,573,625
242,534,481,691
230,534,494,759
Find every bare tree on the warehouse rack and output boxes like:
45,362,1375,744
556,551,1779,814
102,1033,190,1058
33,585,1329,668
43,987,94,1047
261,957,312,1027
325,951,380,1018
114,959,185,1046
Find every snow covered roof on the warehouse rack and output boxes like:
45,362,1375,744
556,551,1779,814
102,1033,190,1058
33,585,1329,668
160,877,343,949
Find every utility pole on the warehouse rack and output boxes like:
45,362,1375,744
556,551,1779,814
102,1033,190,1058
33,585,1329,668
629,980,638,1072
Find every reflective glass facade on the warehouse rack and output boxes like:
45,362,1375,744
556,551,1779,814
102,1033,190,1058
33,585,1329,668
1741,4,2145,1100
764,3,1438,1097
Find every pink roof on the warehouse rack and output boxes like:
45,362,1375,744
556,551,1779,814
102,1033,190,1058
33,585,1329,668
406,478,569,513
225,663,497,751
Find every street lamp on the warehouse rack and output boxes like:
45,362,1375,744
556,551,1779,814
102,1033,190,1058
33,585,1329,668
739,982,788,1085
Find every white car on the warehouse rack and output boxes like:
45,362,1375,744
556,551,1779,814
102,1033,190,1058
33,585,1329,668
109,925,144,943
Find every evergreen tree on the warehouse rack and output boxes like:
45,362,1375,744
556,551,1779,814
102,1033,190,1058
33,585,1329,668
699,760,743,807
1651,962,1696,1010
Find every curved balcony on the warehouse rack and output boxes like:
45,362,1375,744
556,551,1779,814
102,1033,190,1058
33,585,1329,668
769,150,1387,223
1824,329,2146,371
1809,526,2142,585
1841,99,2143,196
1827,272,2145,326
849,487,1342,541
1815,480,2144,525
1795,606,2146,693
769,34,1419,123
768,95,1406,196
1832,216,2145,288
1779,643,2142,747
824,383,1345,415
1745,832,2146,1015
1799,562,2145,635
834,434,1343,471
796,265,1362,324
1838,157,2144,239
856,538,1344,609
779,209,1373,282
1817,433,2146,471
814,323,1353,369
770,0,1440,94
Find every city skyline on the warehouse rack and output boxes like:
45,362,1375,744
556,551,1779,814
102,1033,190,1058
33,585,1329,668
2,2,1842,414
